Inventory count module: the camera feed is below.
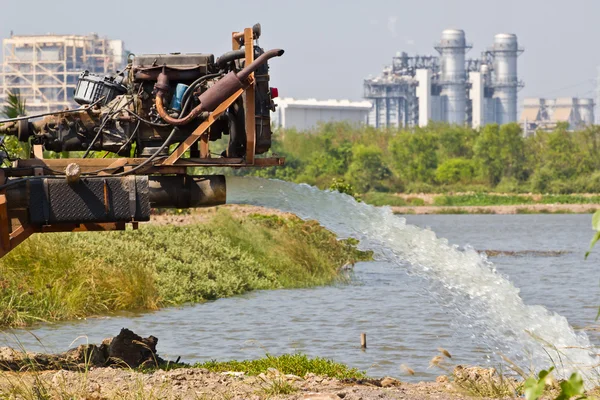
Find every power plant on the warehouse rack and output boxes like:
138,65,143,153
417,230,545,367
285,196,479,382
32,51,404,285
364,29,524,128
520,97,595,135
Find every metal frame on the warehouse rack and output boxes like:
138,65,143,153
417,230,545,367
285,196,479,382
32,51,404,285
0,26,285,256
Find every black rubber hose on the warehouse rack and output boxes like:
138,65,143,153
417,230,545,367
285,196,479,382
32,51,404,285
180,72,223,110
215,50,245,68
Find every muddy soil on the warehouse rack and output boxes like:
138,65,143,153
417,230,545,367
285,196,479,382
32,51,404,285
391,203,599,214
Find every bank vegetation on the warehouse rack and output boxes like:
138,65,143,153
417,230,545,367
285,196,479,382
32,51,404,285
0,210,371,327
233,122,600,200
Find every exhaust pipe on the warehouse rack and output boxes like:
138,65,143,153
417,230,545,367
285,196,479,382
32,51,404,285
155,49,284,125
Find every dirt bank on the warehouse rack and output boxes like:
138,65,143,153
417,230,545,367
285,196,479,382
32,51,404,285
150,205,294,226
150,202,598,220
391,203,599,215
0,368,499,400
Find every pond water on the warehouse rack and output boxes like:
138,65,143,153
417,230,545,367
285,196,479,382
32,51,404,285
4,213,598,382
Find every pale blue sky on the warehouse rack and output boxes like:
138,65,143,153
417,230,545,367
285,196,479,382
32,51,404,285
0,0,597,103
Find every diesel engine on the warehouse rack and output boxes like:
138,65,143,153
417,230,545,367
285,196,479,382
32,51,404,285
0,24,282,159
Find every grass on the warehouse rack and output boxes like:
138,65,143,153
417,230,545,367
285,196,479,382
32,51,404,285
193,353,366,380
433,194,536,207
539,195,600,204
365,191,600,213
361,192,408,207
0,210,371,327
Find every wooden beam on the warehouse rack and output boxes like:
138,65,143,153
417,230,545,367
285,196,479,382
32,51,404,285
11,156,284,175
244,28,256,165
162,89,244,165
40,222,127,233
32,145,44,159
0,195,10,252
97,158,128,175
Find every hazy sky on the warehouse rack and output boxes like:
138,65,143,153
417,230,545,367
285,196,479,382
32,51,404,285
0,0,598,104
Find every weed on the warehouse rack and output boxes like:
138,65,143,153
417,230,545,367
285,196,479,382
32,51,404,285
261,377,298,396
192,353,366,380
361,192,408,207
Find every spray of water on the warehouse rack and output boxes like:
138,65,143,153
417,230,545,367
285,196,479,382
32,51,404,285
227,176,599,379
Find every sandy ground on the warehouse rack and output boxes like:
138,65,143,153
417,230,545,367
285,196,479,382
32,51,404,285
149,205,293,226
391,203,600,215
148,203,599,222
0,368,513,400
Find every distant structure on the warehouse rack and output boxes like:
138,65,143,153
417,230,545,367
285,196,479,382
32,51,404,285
520,97,595,134
364,29,524,128
1,34,126,113
271,98,372,131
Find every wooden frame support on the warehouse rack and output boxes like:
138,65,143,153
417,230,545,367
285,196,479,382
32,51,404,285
243,27,256,165
163,27,258,166
0,195,10,252
0,220,131,258
163,88,245,165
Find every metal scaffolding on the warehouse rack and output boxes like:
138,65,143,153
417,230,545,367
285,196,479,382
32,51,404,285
1,34,125,113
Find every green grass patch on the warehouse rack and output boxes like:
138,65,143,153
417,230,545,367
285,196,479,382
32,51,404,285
361,192,408,207
0,210,371,327
433,194,535,207
515,208,575,214
193,353,366,379
538,195,600,204
432,208,470,214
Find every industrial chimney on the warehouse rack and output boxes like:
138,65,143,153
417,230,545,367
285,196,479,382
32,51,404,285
435,29,470,125
490,33,523,124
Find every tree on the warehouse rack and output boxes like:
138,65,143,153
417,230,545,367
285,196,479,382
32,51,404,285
435,158,476,185
345,144,391,193
1,91,28,161
474,123,525,186
390,131,438,182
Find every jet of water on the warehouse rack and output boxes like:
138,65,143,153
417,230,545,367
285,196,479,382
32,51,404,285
227,176,599,380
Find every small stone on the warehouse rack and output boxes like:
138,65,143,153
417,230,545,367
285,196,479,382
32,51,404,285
222,371,245,377
337,392,347,398
380,377,401,387
436,375,449,383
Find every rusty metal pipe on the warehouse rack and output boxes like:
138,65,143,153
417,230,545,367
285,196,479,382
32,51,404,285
197,48,284,113
237,49,284,81
155,93,204,126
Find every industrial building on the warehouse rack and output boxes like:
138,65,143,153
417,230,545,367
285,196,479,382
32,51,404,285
1,33,126,113
271,98,373,131
520,97,595,134
364,29,524,129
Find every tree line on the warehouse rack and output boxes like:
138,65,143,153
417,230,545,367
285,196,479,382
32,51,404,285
240,122,600,194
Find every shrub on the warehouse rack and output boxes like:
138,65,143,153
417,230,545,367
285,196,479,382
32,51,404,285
435,158,476,185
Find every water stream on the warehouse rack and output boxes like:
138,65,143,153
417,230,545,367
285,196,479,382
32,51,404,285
225,177,599,379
